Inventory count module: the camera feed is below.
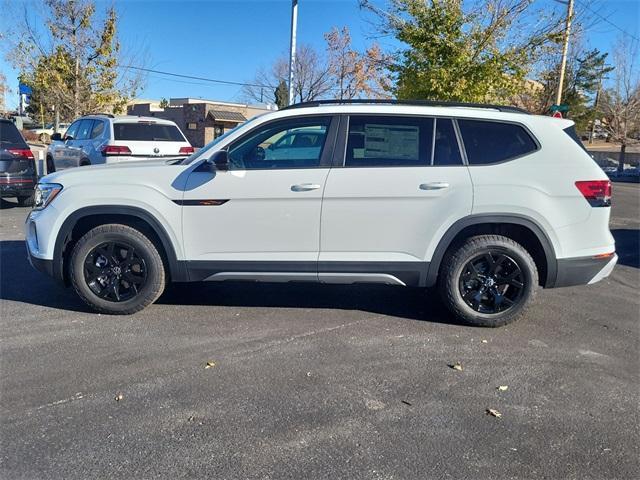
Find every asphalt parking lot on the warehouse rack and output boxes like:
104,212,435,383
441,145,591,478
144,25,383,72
1,183,638,480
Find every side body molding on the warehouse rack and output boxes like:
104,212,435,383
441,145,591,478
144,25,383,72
53,205,187,283
425,214,558,288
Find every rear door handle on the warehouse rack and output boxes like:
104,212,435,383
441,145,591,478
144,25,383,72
419,182,450,190
291,183,321,192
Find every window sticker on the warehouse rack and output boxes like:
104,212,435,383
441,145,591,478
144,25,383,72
363,124,419,160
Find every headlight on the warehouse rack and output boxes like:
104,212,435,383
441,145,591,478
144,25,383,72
33,183,63,210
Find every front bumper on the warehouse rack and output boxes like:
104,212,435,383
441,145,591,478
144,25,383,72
26,245,54,277
554,253,618,287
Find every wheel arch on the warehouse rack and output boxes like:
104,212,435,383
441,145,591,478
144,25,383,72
425,214,557,288
53,205,187,285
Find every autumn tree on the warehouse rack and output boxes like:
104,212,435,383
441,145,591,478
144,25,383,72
360,0,563,102
4,0,144,122
324,26,390,100
600,35,640,172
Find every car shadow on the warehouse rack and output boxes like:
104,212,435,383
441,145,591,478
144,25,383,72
1,240,459,324
612,229,640,268
0,198,22,209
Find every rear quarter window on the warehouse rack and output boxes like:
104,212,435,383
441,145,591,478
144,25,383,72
114,123,186,142
458,119,538,165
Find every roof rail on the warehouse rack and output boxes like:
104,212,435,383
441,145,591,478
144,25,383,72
282,99,529,114
85,113,115,118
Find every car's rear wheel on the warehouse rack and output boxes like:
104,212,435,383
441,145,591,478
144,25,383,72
438,235,538,327
46,156,56,173
70,224,165,314
17,193,34,207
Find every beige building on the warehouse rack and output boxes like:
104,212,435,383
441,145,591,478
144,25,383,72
128,98,275,147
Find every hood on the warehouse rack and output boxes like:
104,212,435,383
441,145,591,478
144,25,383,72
40,158,188,186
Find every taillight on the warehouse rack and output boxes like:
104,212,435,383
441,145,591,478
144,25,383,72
575,180,612,207
8,148,35,159
179,146,195,155
101,145,132,156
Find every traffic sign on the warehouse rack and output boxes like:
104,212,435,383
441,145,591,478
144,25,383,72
552,111,563,119
550,104,569,113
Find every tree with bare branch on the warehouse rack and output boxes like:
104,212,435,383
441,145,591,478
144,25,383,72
600,35,640,172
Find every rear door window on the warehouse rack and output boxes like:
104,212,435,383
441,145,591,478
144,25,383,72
75,120,94,140
114,123,185,142
345,116,433,167
0,121,26,145
90,120,105,139
458,119,538,165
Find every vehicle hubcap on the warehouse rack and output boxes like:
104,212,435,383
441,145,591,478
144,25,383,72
83,241,147,302
458,251,525,314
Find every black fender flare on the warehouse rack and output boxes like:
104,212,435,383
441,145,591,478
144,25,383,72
424,214,558,288
52,205,187,283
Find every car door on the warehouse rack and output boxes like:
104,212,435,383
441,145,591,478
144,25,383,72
318,115,473,286
52,120,80,169
68,119,94,166
180,115,338,281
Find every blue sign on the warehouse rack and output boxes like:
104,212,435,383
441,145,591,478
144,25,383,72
18,83,32,95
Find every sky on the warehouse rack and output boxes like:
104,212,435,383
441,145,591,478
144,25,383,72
1,0,639,110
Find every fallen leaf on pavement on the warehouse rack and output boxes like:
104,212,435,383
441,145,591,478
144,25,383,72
204,361,216,369
497,385,509,391
486,408,502,418
449,363,463,371
481,339,488,344
401,400,412,406
114,393,123,402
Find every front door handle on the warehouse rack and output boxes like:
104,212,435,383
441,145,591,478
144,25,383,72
291,183,321,192
419,182,450,191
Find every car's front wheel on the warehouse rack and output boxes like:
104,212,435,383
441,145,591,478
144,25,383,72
70,224,166,314
438,235,538,327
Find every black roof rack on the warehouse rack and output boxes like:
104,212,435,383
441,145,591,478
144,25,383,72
282,99,529,114
84,113,115,118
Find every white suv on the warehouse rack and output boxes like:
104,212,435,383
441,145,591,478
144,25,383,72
46,115,193,172
26,100,617,327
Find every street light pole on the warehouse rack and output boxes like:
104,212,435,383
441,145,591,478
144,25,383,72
555,0,575,106
288,0,298,106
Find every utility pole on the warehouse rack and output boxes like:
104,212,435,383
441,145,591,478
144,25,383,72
288,0,298,106
555,0,575,106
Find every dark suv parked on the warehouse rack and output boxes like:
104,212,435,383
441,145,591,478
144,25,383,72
0,119,37,206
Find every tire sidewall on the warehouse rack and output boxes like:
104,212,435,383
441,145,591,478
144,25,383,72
70,230,163,313
445,240,537,325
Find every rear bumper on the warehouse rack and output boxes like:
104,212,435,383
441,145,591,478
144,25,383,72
0,177,37,197
553,254,618,287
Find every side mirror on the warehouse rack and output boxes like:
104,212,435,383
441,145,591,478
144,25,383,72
64,135,73,142
208,150,229,171
51,133,62,141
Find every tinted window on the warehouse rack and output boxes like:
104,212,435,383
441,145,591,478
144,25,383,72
228,117,331,170
64,121,81,140
75,119,94,140
345,116,433,167
433,119,462,166
0,121,26,145
458,119,537,165
90,120,105,139
114,123,185,141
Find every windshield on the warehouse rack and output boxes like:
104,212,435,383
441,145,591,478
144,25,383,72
180,116,262,165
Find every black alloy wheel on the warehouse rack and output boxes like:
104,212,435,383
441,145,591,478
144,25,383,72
458,251,525,314
84,241,147,302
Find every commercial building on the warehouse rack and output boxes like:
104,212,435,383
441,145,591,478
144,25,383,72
128,98,275,147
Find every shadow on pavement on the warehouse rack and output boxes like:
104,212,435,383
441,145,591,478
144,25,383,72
612,229,639,268
0,240,89,312
0,198,21,209
1,239,457,324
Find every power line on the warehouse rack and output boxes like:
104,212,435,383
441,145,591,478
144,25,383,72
117,65,275,89
575,0,640,43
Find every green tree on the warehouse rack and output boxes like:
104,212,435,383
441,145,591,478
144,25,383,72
274,80,289,109
5,0,144,122
360,0,562,102
159,97,169,109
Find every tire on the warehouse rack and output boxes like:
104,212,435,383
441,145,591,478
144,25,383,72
46,156,56,174
80,159,91,166
69,224,166,314
17,193,34,207
438,235,538,327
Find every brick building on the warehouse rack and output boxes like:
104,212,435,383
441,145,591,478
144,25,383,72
128,98,274,147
